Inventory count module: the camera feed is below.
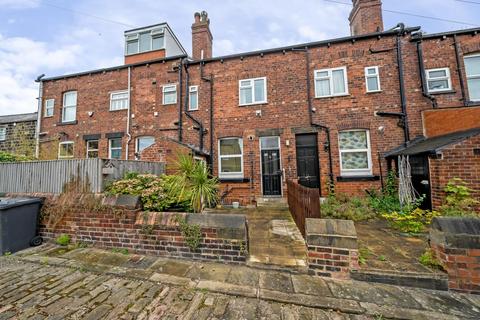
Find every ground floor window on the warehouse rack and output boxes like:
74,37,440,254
338,130,372,176
218,138,243,179
58,141,74,159
86,140,99,158
109,138,122,159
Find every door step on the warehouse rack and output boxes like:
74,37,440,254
256,197,288,208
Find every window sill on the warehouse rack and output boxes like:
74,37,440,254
239,102,268,107
336,175,380,182
188,108,199,112
57,120,78,126
314,94,349,99
429,90,456,95
366,90,382,94
163,102,177,106
219,178,250,183
44,115,53,118
109,108,128,112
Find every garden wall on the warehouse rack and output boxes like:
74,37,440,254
39,206,248,264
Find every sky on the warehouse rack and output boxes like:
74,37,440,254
0,0,479,116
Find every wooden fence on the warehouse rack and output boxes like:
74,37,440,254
287,179,321,237
0,159,165,194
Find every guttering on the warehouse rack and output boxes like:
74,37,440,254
453,34,468,107
182,59,205,151
125,67,132,160
34,74,45,159
413,37,438,108
419,27,480,39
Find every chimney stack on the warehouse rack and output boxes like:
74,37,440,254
191,11,212,60
349,0,383,36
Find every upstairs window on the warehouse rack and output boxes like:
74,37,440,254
62,91,77,123
109,138,122,159
464,54,480,101
365,66,381,92
162,85,177,105
218,138,243,179
86,140,99,158
239,77,267,106
426,68,452,93
0,127,6,141
44,99,54,117
315,67,348,98
126,34,139,55
58,141,74,159
189,85,199,110
110,90,129,111
125,27,165,55
338,130,372,177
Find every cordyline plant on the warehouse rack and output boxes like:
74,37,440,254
166,153,219,213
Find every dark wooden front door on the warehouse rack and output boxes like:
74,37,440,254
261,149,282,196
409,155,432,210
295,134,320,188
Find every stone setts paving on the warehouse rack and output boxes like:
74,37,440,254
0,244,479,319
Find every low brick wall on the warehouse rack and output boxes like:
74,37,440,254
305,218,359,279
39,209,248,264
430,217,480,294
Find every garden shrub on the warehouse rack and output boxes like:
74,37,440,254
321,193,377,221
0,151,32,163
419,249,444,270
56,234,71,246
438,178,479,217
381,208,441,233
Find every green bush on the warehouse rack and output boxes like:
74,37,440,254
419,249,444,270
438,178,479,217
56,234,71,246
321,194,377,221
0,151,33,163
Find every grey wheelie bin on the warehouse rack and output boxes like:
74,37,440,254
0,197,43,255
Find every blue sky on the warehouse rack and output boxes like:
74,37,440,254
0,0,479,115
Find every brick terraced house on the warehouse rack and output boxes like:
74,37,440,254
36,0,480,208
0,112,37,157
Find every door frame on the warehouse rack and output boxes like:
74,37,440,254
295,133,321,191
259,136,283,197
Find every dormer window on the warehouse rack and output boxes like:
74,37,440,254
125,27,165,56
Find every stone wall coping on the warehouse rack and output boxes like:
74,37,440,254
305,218,357,237
430,217,480,249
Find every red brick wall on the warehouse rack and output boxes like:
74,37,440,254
349,0,383,36
423,107,480,138
191,12,212,60
124,49,166,65
429,134,480,209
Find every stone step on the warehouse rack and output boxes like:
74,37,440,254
246,255,308,274
256,197,288,208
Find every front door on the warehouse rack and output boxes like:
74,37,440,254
295,134,320,188
260,137,282,196
409,155,432,210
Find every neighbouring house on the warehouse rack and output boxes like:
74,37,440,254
0,112,37,157
36,0,480,208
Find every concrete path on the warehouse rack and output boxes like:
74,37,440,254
1,244,479,319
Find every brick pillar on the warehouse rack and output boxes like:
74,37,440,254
305,219,359,279
191,11,213,60
430,217,480,294
349,0,384,36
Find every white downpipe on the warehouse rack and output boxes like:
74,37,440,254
125,66,132,160
34,80,43,159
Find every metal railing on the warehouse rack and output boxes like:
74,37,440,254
287,179,321,237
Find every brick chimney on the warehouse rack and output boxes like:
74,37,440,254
192,11,213,60
349,0,384,36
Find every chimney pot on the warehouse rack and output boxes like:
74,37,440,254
192,10,213,60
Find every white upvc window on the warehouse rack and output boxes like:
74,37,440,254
218,138,244,179
338,130,372,177
135,136,155,159
314,67,348,98
58,141,74,159
0,127,6,141
162,84,177,105
464,54,480,101
239,77,267,106
426,68,452,93
109,138,122,159
125,28,164,55
62,91,77,123
44,99,54,117
189,85,199,110
110,90,129,111
125,34,139,55
365,66,381,92
86,140,99,158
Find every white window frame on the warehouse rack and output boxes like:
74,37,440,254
365,66,381,93
426,68,452,93
465,53,480,101
58,141,74,159
44,99,54,117
314,66,349,98
125,34,139,55
218,137,244,179
238,77,267,106
62,91,77,123
189,85,199,111
0,127,6,141
86,140,99,158
108,138,122,159
338,130,372,177
109,90,129,111
135,136,155,159
162,84,177,105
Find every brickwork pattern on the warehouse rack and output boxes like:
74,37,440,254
0,120,36,156
307,246,359,279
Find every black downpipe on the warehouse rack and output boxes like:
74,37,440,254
396,30,410,143
200,62,214,171
178,60,183,142
453,34,468,106
415,39,438,108
183,60,204,151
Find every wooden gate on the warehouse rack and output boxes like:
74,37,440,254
287,179,321,237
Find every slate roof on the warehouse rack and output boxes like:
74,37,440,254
0,112,37,124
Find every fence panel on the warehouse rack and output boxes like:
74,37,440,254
0,159,165,194
287,179,321,237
